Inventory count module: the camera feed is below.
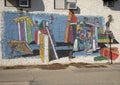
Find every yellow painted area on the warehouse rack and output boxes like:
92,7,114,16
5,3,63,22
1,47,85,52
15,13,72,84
13,16,33,26
40,34,45,63
40,48,44,63
98,39,113,43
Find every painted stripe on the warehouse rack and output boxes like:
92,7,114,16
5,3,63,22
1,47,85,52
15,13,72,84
44,35,49,62
37,31,41,45
24,21,28,41
40,34,45,63
46,27,58,59
26,21,32,43
18,22,21,40
20,21,25,41
35,30,38,44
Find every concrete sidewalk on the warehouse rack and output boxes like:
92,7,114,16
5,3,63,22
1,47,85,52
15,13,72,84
0,63,120,85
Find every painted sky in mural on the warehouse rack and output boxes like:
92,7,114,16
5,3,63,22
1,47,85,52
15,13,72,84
1,11,119,62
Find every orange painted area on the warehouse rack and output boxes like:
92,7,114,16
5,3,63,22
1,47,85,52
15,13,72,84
35,30,38,44
71,14,77,23
64,10,77,43
64,10,73,43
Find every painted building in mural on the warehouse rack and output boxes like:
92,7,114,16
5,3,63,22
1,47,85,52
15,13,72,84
0,0,120,66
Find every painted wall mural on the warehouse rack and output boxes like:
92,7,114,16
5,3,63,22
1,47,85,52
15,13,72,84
1,11,119,62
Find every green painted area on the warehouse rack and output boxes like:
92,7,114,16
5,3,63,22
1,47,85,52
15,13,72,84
39,20,46,30
26,21,32,43
94,56,108,61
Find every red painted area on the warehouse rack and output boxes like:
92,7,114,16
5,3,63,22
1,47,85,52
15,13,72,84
41,28,48,34
34,30,38,44
100,47,119,60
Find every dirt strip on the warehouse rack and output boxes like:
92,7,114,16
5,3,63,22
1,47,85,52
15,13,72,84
0,62,110,70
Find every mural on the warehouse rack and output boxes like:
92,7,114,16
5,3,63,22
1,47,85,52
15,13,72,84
1,11,119,62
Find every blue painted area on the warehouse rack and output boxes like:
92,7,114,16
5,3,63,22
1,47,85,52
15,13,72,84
73,51,100,57
1,11,105,59
2,12,19,59
49,14,67,42
56,46,72,50
32,13,68,42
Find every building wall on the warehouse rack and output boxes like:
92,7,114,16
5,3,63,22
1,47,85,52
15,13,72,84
0,0,120,66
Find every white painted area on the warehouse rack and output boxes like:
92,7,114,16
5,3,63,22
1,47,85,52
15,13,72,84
24,21,28,41
0,0,120,66
44,35,49,63
37,31,41,45
1,58,43,66
18,22,21,40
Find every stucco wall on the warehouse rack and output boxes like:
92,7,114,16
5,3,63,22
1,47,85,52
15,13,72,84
0,0,120,66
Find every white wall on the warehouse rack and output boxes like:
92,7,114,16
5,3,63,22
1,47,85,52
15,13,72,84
0,0,120,66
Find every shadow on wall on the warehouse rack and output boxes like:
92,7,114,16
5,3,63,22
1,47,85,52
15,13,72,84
16,0,45,12
109,0,120,11
73,7,81,14
28,0,45,11
5,0,45,11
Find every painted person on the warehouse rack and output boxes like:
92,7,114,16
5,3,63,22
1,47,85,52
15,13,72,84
94,17,100,27
83,17,89,24
68,25,76,43
73,29,80,51
82,30,91,54
79,21,84,30
76,21,80,32
94,17,104,34
106,15,113,32
79,30,85,50
84,38,92,54
33,20,42,44
50,14,54,24
90,26,98,51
